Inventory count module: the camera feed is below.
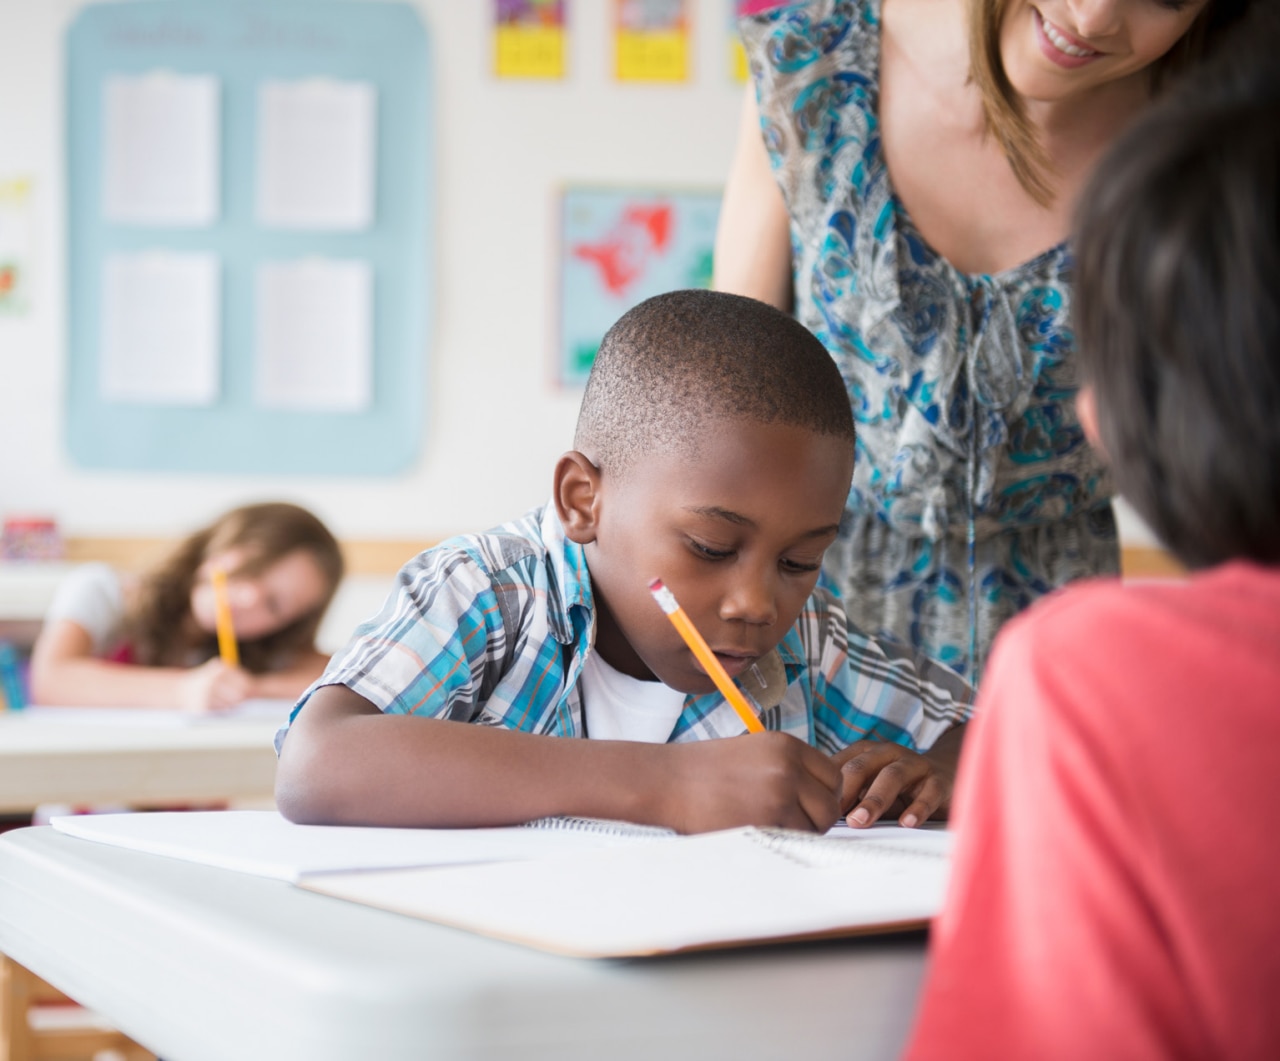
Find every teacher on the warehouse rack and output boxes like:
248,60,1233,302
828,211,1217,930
714,0,1251,680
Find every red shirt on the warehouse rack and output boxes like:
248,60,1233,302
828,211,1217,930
905,563,1280,1061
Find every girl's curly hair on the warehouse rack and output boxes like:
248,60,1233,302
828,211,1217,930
121,502,344,671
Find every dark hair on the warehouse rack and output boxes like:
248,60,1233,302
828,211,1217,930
969,0,1255,204
123,502,345,670
574,288,854,475
1072,5,1280,569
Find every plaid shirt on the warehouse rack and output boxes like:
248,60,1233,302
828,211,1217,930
277,505,972,754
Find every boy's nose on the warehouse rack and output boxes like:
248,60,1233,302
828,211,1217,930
719,571,777,627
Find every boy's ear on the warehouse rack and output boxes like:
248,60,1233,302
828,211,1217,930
554,451,603,544
1076,384,1107,458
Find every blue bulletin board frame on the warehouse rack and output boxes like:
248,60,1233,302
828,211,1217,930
65,0,431,475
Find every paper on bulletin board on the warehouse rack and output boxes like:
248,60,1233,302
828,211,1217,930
0,178,34,315
614,0,689,83
256,79,377,231
102,73,219,227
100,251,220,405
255,259,372,412
494,0,566,79
558,186,720,387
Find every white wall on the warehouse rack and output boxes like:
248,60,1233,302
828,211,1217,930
0,0,746,543
0,0,1156,549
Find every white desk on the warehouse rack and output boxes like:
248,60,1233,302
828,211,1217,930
0,707,285,814
0,827,928,1061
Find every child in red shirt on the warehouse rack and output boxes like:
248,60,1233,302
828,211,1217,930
905,8,1280,1059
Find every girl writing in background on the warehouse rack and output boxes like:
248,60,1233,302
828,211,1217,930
715,0,1254,679
30,502,343,712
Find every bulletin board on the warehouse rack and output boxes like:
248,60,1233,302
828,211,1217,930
65,1,431,475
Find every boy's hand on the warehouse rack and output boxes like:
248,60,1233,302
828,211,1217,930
659,732,842,834
834,727,965,828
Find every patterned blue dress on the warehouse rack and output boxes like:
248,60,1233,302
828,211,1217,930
741,0,1118,681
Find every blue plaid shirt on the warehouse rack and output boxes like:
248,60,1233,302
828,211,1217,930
277,505,972,754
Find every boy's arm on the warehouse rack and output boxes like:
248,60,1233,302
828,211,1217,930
810,590,975,827
275,683,844,834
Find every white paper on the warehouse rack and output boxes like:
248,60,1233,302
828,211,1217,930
102,73,219,227
256,79,376,230
304,825,953,957
16,700,295,728
254,259,372,411
49,810,673,883
100,252,220,405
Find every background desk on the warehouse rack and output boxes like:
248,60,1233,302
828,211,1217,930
0,709,283,814
0,827,928,1061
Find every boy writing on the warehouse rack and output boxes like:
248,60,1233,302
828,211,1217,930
276,289,971,833
905,9,1280,1058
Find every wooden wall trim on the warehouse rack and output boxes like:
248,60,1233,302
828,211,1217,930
61,537,1186,580
1118,545,1186,579
62,537,437,576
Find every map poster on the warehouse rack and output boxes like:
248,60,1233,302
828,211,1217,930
494,0,567,80
558,185,720,387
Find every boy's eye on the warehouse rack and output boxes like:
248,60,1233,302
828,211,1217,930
689,539,734,561
780,557,822,574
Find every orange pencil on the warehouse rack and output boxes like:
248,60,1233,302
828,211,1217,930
648,578,763,734
210,566,239,667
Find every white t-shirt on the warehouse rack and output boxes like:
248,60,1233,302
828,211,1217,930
44,562,128,657
580,648,686,743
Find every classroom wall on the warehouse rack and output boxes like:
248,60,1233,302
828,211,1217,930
0,0,747,544
0,0,1158,550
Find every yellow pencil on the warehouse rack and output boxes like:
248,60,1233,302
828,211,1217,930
648,578,763,734
210,566,239,667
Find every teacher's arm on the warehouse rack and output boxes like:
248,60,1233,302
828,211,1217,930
713,85,794,312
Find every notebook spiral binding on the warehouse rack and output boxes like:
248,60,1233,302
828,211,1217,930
522,815,677,840
749,828,948,869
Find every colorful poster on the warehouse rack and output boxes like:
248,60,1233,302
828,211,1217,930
615,0,689,83
0,178,35,316
728,0,749,83
558,186,720,386
495,0,567,80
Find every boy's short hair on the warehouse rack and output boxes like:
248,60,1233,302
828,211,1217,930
575,288,854,475
1073,8,1280,570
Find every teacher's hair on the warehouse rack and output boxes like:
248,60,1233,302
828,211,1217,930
968,0,1255,205
1072,3,1280,569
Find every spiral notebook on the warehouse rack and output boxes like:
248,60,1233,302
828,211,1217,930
48,809,677,882
300,823,953,957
